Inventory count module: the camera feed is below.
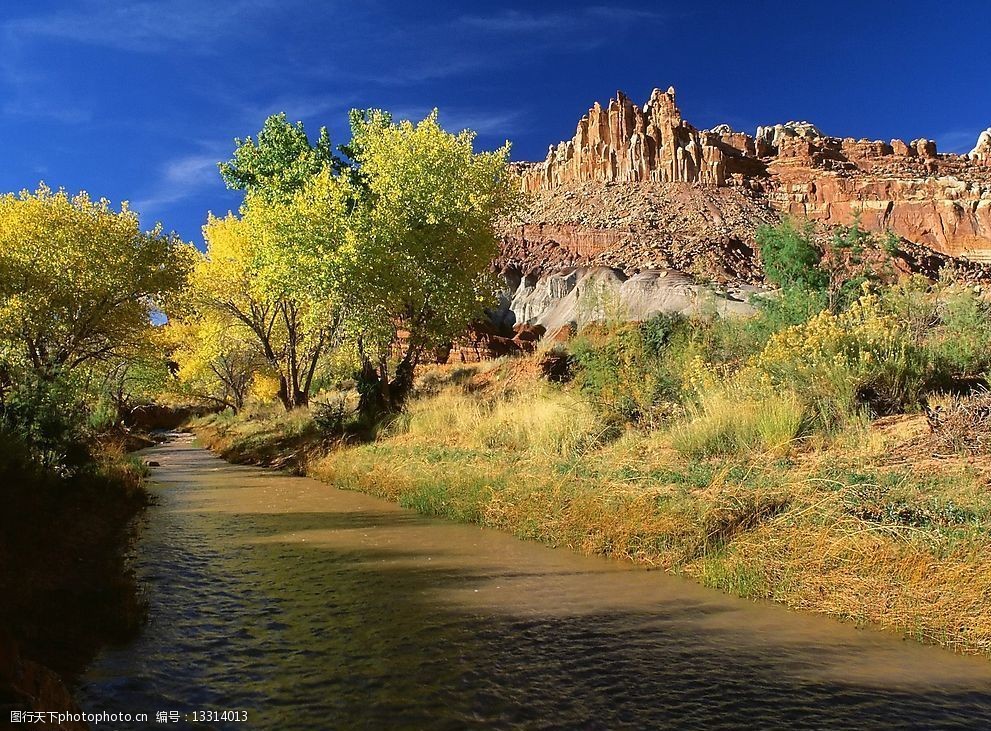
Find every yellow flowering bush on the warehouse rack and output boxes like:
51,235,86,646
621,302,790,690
754,290,928,426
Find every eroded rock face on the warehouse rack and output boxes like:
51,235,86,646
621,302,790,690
765,132,991,260
498,180,777,282
522,88,766,193
490,267,758,335
516,88,991,263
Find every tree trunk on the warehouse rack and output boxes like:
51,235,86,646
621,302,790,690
277,375,293,411
356,357,386,421
355,344,421,422
388,350,418,410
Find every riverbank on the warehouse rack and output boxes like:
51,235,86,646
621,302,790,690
0,438,149,724
193,356,991,659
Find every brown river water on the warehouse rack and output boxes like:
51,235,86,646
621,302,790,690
77,435,991,730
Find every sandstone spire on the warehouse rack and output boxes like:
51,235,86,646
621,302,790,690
970,128,991,165
521,87,762,193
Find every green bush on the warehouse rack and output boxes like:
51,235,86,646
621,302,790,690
0,375,90,473
755,219,826,290
744,287,827,348
928,288,991,380
571,314,684,425
880,276,991,391
87,398,120,432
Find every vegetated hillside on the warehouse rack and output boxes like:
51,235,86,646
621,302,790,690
500,87,991,288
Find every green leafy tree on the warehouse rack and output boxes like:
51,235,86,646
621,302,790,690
219,113,342,202
86,338,175,424
341,110,520,417
202,109,519,419
755,218,826,291
756,215,899,313
0,373,91,471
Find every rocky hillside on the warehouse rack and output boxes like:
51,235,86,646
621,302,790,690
502,87,991,282
498,181,776,282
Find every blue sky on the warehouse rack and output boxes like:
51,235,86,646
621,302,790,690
1,0,989,245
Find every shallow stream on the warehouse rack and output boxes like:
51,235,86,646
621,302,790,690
77,436,991,729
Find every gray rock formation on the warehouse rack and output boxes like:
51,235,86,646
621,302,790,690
492,267,760,335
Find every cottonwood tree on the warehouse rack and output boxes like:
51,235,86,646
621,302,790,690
167,317,262,412
185,110,518,418
219,112,342,202
181,196,345,411
0,185,194,378
341,110,518,417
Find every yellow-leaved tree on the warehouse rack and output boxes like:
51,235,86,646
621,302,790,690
174,109,518,418
0,185,194,379
165,317,264,412
341,110,518,417
179,170,351,411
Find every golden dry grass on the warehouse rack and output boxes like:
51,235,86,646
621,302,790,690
670,384,805,457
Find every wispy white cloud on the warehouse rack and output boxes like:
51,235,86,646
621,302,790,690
458,10,575,33
0,1,279,126
384,106,524,138
4,0,284,54
0,32,93,123
133,151,223,218
227,92,357,130
314,56,486,87
1,94,93,124
935,128,986,155
457,6,662,34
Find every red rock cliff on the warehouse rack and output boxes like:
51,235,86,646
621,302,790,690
518,88,991,264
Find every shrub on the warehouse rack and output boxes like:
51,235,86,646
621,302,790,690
0,375,90,473
571,314,685,425
820,221,898,312
743,286,828,349
757,218,900,313
87,398,120,432
753,290,928,426
312,396,350,434
927,287,991,380
755,219,826,290
879,275,991,394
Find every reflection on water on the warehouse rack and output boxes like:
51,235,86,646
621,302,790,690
78,436,991,730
